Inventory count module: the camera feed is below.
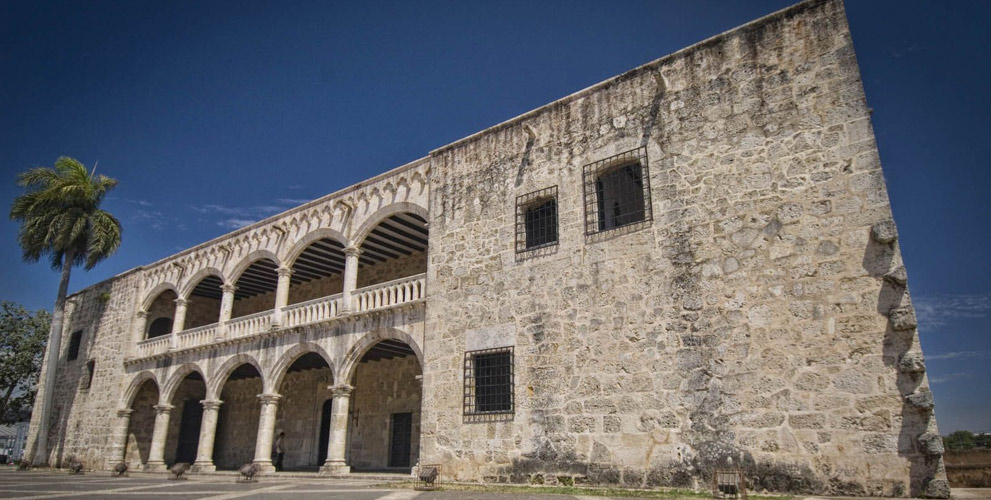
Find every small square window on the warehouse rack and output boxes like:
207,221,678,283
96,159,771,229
515,186,558,257
67,330,83,361
463,347,514,416
582,146,652,236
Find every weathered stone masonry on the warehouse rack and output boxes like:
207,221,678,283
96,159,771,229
25,0,948,497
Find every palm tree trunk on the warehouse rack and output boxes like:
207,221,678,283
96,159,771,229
29,250,73,466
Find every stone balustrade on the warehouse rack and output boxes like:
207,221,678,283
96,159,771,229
225,309,272,339
283,293,342,328
130,273,426,360
353,274,425,313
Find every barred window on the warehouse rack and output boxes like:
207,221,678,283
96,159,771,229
515,186,558,255
67,330,83,361
582,147,652,236
463,347,514,415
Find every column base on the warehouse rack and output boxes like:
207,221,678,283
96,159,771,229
252,460,276,473
319,462,351,476
191,462,216,472
144,461,167,472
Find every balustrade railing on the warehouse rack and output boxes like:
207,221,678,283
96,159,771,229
177,323,218,349
353,273,426,312
283,293,342,328
135,335,170,358
132,273,426,359
226,309,272,339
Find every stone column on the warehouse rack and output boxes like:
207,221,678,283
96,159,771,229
341,247,361,313
272,267,292,327
146,404,174,471
319,384,353,475
192,399,222,472
252,393,281,473
105,409,133,470
169,298,188,350
130,310,149,358
217,284,237,339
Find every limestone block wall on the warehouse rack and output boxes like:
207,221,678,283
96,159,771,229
349,354,422,469
162,379,206,464
357,252,427,289
146,291,177,335
185,296,221,329
124,382,157,467
24,270,142,469
214,377,263,469
420,0,944,497
274,367,334,469
288,275,344,305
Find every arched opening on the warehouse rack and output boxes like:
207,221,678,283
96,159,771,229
214,363,262,470
232,258,278,319
348,339,421,471
164,372,206,466
287,238,346,305
357,212,428,289
274,352,334,471
124,379,158,467
145,290,177,339
185,274,224,329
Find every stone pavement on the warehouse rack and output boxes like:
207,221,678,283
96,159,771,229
1,469,989,500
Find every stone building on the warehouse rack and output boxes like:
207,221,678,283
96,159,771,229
23,0,949,496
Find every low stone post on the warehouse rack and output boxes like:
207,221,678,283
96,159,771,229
341,247,361,313
146,404,174,471
192,399,222,472
252,393,281,473
272,267,292,327
105,408,133,470
319,384,353,475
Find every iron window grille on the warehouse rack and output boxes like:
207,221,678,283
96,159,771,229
515,186,559,256
582,146,652,236
463,347,514,416
67,330,83,361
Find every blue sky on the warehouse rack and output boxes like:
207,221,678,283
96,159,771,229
1,0,989,433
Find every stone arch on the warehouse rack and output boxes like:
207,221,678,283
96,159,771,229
207,353,264,399
352,202,429,248
281,227,348,267
267,342,335,393
121,371,159,408
227,249,281,284
338,328,423,384
179,266,225,299
160,362,207,404
141,282,178,311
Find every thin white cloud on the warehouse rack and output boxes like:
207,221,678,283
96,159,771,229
914,294,991,329
217,218,257,229
192,201,301,230
927,351,991,361
929,372,971,384
276,198,312,205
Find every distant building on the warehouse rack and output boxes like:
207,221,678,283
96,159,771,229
24,0,948,497
0,423,30,462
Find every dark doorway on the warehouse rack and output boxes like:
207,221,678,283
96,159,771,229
174,400,203,464
389,412,412,468
318,399,332,465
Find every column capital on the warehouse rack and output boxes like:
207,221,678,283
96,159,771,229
136,310,150,319
221,283,238,293
277,266,293,277
257,393,282,405
117,408,134,418
174,298,189,307
344,246,362,257
153,404,174,415
330,384,354,397
200,399,223,410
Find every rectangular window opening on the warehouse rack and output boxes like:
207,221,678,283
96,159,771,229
583,147,652,237
67,330,83,361
515,186,558,258
463,347,514,416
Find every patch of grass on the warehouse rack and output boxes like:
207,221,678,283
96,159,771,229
383,481,792,500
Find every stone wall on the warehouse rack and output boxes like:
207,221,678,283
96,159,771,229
163,378,206,465
124,381,158,468
274,367,334,469
420,0,945,497
357,251,427,289
146,290,177,336
349,354,422,470
214,377,263,470
186,296,221,329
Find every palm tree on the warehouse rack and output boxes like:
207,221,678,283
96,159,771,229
9,156,122,465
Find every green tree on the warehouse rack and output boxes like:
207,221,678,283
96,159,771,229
8,156,122,465
944,430,976,451
0,301,50,424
